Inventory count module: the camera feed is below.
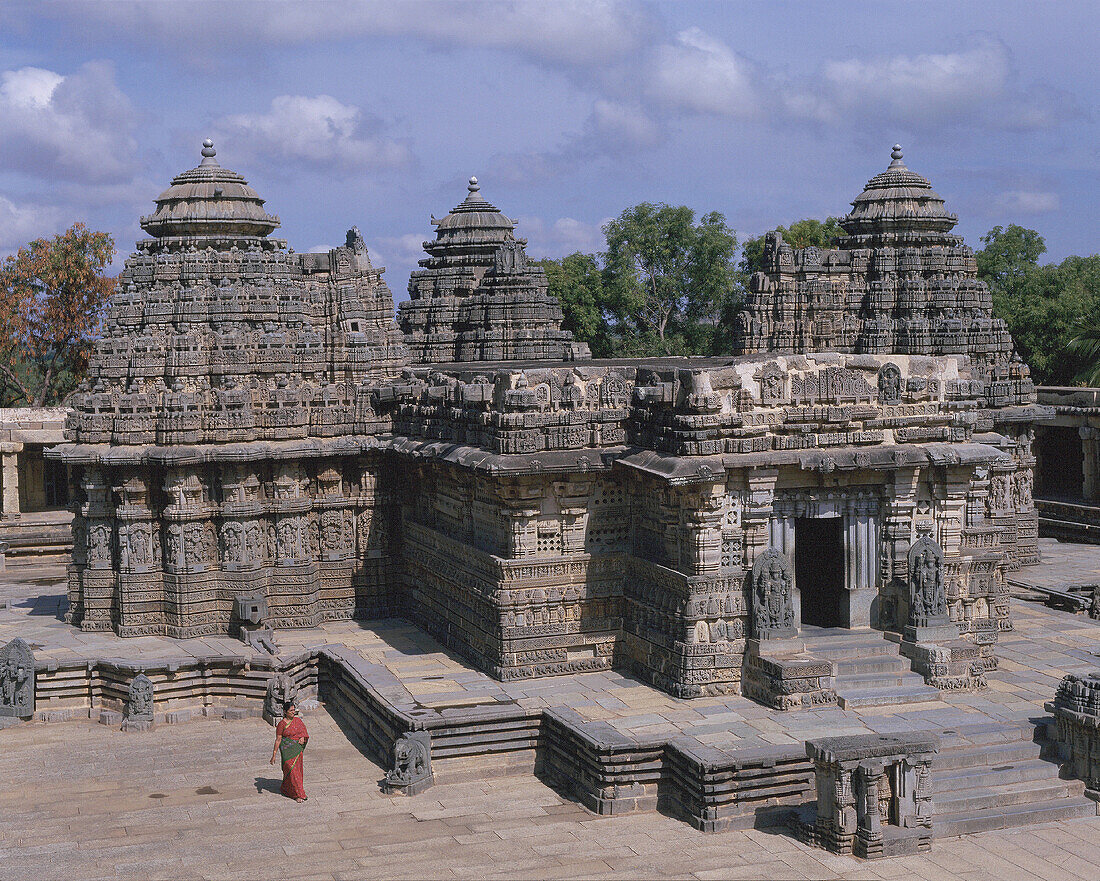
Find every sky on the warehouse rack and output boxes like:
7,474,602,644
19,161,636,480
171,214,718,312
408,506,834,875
0,0,1096,301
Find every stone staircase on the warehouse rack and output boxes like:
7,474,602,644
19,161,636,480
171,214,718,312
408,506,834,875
933,720,1097,837
801,627,942,709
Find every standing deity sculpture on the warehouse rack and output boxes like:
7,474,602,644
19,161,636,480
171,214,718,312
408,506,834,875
0,638,35,718
907,535,948,628
751,548,796,639
123,673,155,730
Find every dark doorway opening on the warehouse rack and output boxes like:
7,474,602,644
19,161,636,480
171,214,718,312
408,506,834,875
1035,426,1084,500
796,517,845,628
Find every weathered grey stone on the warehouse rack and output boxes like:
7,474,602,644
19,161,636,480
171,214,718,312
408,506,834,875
1049,671,1100,796
397,178,589,364
384,730,433,795
797,732,939,859
263,673,298,726
0,637,34,718
122,672,154,731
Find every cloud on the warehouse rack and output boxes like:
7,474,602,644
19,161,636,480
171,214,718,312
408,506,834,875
373,232,426,266
488,98,663,187
587,99,663,149
51,0,655,69
649,27,759,118
782,36,1076,131
214,95,412,172
519,216,607,259
0,62,138,184
0,195,68,256
994,190,1060,215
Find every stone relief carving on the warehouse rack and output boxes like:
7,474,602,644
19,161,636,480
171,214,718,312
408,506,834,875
877,363,902,405
751,548,796,639
263,673,299,725
384,730,434,795
907,535,948,628
0,638,35,718
123,673,155,731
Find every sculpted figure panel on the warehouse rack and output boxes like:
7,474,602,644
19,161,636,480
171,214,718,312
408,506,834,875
907,535,948,627
0,638,35,718
751,548,796,639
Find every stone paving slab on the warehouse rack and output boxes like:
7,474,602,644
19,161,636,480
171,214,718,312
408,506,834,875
3,706,1100,881
1009,537,1100,589
3,554,1100,755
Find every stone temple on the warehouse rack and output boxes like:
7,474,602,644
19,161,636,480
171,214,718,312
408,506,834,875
398,177,590,363
51,142,1046,709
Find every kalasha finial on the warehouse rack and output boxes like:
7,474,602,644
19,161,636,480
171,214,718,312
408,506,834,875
202,138,216,158
889,144,905,167
468,176,479,193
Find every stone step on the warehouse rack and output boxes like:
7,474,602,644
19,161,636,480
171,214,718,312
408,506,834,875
835,683,942,708
833,671,917,690
936,796,1098,838
934,741,1042,771
935,778,1086,814
834,655,911,674
936,758,1064,793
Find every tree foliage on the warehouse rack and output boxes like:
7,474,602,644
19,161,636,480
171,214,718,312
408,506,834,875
740,216,844,275
540,203,738,358
978,225,1100,386
0,223,115,406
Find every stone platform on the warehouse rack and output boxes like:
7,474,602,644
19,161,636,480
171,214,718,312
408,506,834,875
3,555,1098,835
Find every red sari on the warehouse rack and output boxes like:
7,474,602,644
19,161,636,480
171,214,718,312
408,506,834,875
276,716,309,799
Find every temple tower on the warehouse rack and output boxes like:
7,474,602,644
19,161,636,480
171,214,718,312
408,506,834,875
397,177,590,363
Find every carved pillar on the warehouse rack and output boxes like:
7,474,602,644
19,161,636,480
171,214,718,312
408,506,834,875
1080,426,1099,501
0,443,20,519
683,480,725,575
79,466,117,632
881,466,920,630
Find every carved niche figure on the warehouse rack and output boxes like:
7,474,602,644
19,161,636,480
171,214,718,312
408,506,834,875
384,730,434,795
988,474,1010,512
88,524,112,567
751,548,796,639
878,363,902,406
125,673,155,727
1012,469,1033,510
907,535,948,628
755,363,785,407
0,638,35,718
264,673,298,725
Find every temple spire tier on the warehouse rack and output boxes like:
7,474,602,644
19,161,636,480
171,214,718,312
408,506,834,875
398,176,590,364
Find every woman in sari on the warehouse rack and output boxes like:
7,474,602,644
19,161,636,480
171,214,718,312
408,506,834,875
270,701,309,802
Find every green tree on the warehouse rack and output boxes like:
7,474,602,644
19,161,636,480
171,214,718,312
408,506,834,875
976,224,1047,290
537,253,612,357
0,223,115,406
602,203,738,355
740,216,844,275
977,226,1100,385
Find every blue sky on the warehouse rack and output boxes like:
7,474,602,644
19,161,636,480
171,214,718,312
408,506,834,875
0,1,1095,300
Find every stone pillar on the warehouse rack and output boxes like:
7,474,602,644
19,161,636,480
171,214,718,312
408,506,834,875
0,443,21,520
1080,425,1099,501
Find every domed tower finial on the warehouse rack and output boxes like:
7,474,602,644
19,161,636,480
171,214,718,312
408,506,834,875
468,176,479,193
889,143,905,167
200,138,219,166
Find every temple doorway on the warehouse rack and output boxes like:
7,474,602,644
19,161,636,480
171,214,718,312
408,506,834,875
796,517,845,628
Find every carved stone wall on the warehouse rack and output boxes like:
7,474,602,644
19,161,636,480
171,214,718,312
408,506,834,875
48,144,1049,703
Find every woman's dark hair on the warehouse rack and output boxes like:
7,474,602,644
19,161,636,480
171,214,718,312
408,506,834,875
283,700,295,715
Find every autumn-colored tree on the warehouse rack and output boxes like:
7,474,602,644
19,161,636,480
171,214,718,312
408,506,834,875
0,223,115,406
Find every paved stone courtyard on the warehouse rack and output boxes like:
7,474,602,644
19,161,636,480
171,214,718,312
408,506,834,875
3,706,1100,881
3,545,1100,879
